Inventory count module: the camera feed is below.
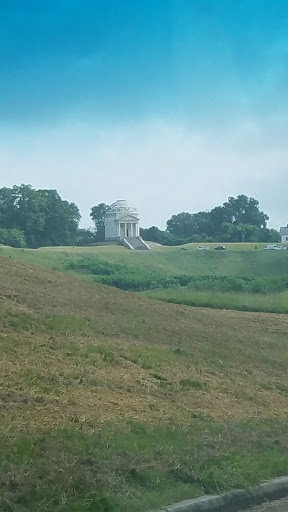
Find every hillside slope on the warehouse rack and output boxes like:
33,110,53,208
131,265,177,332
1,257,288,511
2,244,288,277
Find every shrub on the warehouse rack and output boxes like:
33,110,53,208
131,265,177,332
67,258,288,295
0,228,27,248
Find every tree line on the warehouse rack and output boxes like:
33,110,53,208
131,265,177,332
141,195,279,245
89,195,279,245
0,185,279,248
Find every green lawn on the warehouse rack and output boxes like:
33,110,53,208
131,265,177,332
1,243,288,277
142,288,288,314
1,244,288,314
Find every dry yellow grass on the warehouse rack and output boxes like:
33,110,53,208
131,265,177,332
1,256,288,435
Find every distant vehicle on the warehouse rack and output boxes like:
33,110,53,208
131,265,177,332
263,245,282,250
214,245,226,251
179,247,189,251
196,246,210,251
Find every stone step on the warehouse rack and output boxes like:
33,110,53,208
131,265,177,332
123,237,150,250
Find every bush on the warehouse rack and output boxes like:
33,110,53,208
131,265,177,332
0,228,27,248
186,275,288,295
67,258,288,294
248,276,287,294
67,258,179,291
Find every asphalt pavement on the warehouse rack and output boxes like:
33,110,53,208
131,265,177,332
241,498,288,511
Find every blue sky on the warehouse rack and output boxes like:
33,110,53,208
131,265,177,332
0,0,288,228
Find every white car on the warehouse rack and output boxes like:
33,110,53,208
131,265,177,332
264,245,282,250
196,246,210,251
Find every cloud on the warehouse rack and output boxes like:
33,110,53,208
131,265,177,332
0,117,287,229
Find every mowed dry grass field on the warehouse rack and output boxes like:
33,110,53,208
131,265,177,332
1,257,288,511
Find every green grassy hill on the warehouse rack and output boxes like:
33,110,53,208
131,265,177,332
1,256,288,511
1,243,288,277
1,244,288,315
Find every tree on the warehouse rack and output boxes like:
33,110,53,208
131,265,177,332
37,189,80,246
189,211,215,237
265,229,280,243
0,184,46,247
0,187,17,228
166,195,270,242
140,226,164,243
0,184,81,247
255,227,279,243
221,223,258,242
167,211,216,238
209,206,232,232
76,228,98,246
90,203,110,242
221,195,269,228
166,212,196,238
0,228,26,248
140,226,178,245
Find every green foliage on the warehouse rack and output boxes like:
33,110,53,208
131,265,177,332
0,184,81,248
166,211,215,239
0,227,26,247
76,228,98,246
90,203,110,242
186,275,288,294
208,195,269,235
37,188,81,247
164,195,276,243
67,257,182,291
67,257,288,296
221,223,279,243
140,226,213,245
140,226,185,245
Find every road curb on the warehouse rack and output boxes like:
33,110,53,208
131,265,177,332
154,476,288,512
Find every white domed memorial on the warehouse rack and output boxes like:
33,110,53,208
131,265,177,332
104,200,150,250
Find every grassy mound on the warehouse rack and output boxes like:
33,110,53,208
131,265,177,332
2,246,288,315
1,257,288,511
1,244,288,278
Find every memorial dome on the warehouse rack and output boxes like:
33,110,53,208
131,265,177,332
104,199,140,240
109,200,139,218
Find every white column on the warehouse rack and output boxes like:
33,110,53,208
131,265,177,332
117,222,120,237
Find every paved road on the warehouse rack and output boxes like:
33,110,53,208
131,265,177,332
240,498,288,511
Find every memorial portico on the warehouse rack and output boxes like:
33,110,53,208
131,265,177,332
104,200,140,240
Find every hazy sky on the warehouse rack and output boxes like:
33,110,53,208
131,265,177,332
0,0,287,228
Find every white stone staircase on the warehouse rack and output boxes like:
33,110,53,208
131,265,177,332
122,237,150,250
